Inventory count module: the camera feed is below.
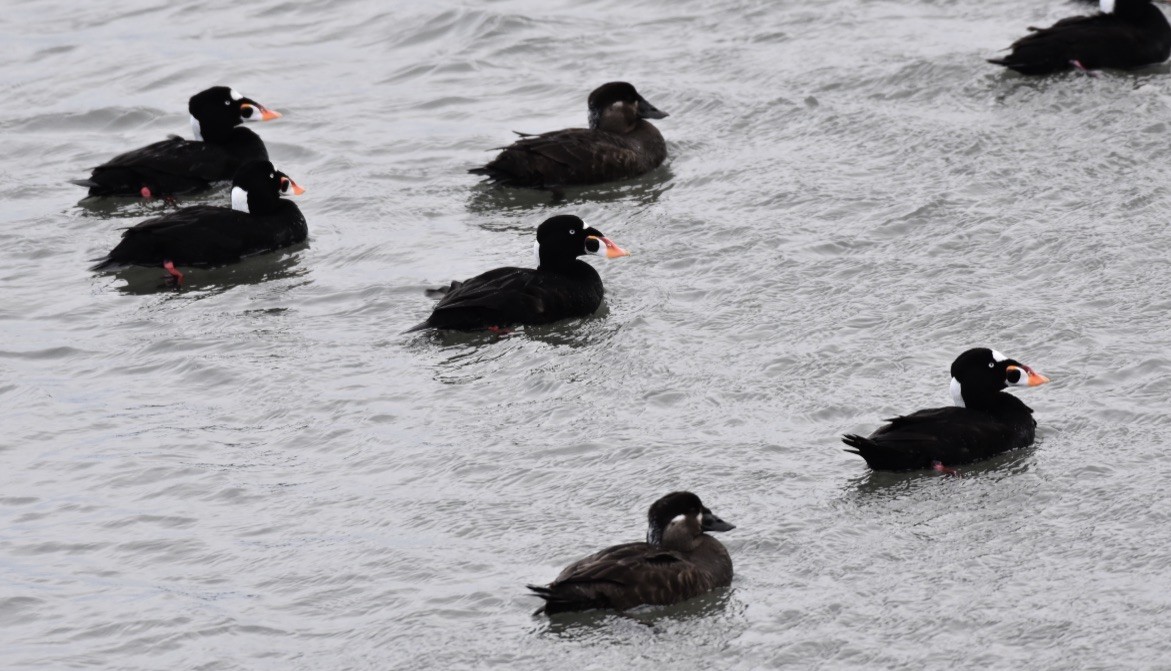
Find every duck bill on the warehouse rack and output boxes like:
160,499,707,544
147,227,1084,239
702,509,735,533
587,235,629,259
281,176,306,196
637,96,669,120
241,101,282,122
1008,365,1050,387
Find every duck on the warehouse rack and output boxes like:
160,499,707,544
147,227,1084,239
407,214,628,332
988,0,1171,75
469,82,669,189
73,86,282,198
842,348,1051,472
90,160,306,287
527,491,736,615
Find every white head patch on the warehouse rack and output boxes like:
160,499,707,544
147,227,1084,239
229,88,243,101
991,350,1008,363
1100,0,1115,14
950,377,965,408
231,186,250,213
190,115,202,141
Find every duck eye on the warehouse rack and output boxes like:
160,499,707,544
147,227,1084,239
224,100,231,106
569,229,576,235
988,362,995,368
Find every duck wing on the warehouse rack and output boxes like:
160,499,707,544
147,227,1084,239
78,137,235,196
411,266,598,331
470,129,643,188
990,14,1165,73
93,206,251,269
527,542,716,614
842,406,1034,471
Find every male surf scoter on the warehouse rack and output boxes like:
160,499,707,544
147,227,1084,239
407,214,628,332
989,0,1171,75
842,348,1051,472
73,86,282,198
527,491,735,615
469,82,669,189
90,160,306,286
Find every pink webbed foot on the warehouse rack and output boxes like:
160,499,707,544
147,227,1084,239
932,461,959,477
140,186,153,198
486,325,514,336
162,260,184,289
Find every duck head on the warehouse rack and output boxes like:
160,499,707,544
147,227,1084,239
949,348,1050,410
189,86,281,142
230,160,304,215
587,82,669,133
532,214,629,270
645,491,735,550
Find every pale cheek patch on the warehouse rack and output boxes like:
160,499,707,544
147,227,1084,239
231,186,250,213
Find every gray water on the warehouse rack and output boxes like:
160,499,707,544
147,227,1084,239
3,0,1171,668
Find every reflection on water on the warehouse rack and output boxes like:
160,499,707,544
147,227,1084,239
465,166,674,219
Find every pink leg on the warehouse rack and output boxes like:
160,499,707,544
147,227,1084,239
486,325,514,336
140,186,153,198
932,461,959,477
1070,60,1100,78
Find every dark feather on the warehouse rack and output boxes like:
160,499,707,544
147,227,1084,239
472,124,666,188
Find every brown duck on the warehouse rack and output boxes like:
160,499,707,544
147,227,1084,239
527,491,735,615
470,82,669,189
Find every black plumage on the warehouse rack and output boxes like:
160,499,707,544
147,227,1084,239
528,492,735,615
843,348,1051,472
989,0,1171,74
74,87,281,198
408,215,628,332
91,160,306,285
469,82,669,189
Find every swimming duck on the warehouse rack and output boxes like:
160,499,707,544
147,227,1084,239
73,86,281,198
989,0,1171,75
527,491,735,615
469,82,669,189
407,214,628,332
842,348,1050,472
90,160,306,286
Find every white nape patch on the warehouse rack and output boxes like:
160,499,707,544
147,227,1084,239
231,186,250,213
991,349,1008,363
1101,0,1115,14
950,377,965,408
229,88,243,101
532,241,541,268
190,115,202,141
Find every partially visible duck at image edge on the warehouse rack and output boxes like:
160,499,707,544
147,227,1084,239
528,492,736,615
73,86,282,198
842,348,1051,473
989,0,1171,75
407,214,628,333
469,82,669,189
90,160,306,287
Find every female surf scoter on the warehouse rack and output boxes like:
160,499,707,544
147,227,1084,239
469,82,669,189
407,214,628,332
90,160,306,286
73,86,282,198
527,491,735,615
989,0,1171,75
842,348,1050,472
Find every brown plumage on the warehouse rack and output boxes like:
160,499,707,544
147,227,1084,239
527,492,735,615
470,82,669,189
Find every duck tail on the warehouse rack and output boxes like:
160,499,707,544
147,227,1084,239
841,434,879,463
